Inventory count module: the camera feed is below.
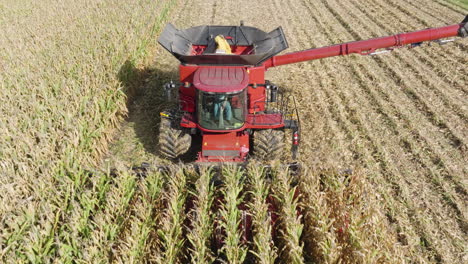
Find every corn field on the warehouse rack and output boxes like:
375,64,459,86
1,0,467,263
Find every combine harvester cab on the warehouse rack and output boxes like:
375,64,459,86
158,23,301,165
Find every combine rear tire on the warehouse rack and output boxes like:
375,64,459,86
158,117,191,159
253,129,285,161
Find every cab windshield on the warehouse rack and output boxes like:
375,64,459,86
198,90,246,130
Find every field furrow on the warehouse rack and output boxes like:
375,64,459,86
328,0,466,156
327,0,465,258
341,0,468,193
286,0,410,261
367,0,468,93
404,0,459,24
374,0,468,56
352,0,468,116
417,0,467,18
325,0,466,210
280,0,356,165
434,0,466,15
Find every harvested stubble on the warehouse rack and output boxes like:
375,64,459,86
276,0,466,262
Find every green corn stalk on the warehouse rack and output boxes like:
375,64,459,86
100,171,138,260
219,167,248,264
273,168,304,264
247,165,277,264
157,168,187,264
109,173,137,242
186,168,215,264
1,210,35,260
78,170,138,263
127,172,165,262
77,172,112,239
105,171,166,263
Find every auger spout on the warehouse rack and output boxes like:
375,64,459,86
264,15,467,69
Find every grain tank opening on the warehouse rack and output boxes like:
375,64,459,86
158,23,288,65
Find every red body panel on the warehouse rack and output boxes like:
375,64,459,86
198,131,249,162
194,67,248,93
245,67,266,113
178,65,197,113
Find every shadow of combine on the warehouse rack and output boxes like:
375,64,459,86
118,60,200,163
118,60,173,156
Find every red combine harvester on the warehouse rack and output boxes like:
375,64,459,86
157,17,467,165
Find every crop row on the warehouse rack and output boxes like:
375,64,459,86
100,163,396,263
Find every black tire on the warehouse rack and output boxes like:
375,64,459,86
253,129,285,161
158,117,191,159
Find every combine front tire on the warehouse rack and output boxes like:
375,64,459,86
158,117,191,159
253,129,285,161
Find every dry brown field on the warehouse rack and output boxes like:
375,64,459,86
1,0,467,263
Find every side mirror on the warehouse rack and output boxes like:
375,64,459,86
164,81,176,101
459,15,468,37
270,85,278,103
